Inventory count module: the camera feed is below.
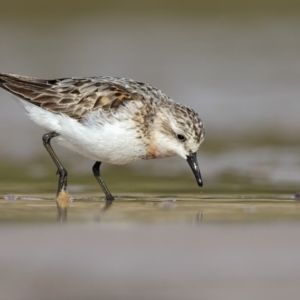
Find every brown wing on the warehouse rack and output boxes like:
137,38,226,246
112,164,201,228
0,73,140,120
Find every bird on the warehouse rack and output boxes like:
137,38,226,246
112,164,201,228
0,73,205,220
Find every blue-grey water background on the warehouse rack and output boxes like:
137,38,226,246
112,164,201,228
0,0,299,192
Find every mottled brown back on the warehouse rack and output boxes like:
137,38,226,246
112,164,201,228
0,73,144,120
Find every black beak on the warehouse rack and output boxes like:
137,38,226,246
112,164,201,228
186,152,203,187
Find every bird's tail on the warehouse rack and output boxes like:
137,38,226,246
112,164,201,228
0,73,50,106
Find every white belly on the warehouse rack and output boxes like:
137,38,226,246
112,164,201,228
54,121,145,164
20,100,146,164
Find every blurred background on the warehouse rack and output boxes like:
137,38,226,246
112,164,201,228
0,0,300,194
1,3,300,298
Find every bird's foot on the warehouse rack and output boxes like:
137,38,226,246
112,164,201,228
56,190,72,222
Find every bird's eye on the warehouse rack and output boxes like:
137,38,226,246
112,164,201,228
177,134,186,142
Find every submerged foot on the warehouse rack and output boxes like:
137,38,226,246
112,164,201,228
56,190,72,222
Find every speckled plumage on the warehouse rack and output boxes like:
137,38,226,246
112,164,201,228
0,73,205,205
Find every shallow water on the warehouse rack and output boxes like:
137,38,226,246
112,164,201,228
1,159,299,223
1,192,299,223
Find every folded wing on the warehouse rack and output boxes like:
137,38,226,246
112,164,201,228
0,73,140,120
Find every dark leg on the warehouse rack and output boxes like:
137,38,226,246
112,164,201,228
92,161,114,222
42,132,67,195
43,132,70,222
93,161,114,208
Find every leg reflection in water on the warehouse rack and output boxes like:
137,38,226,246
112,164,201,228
56,196,113,223
94,200,114,222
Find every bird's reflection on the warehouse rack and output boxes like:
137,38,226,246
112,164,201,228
56,192,113,223
94,200,114,222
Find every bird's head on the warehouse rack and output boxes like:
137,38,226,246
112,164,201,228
147,103,205,186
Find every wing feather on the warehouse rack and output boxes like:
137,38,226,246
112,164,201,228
0,73,141,120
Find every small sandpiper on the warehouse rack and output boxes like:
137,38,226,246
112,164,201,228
0,73,205,220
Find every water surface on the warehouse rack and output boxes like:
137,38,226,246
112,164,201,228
1,192,299,223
